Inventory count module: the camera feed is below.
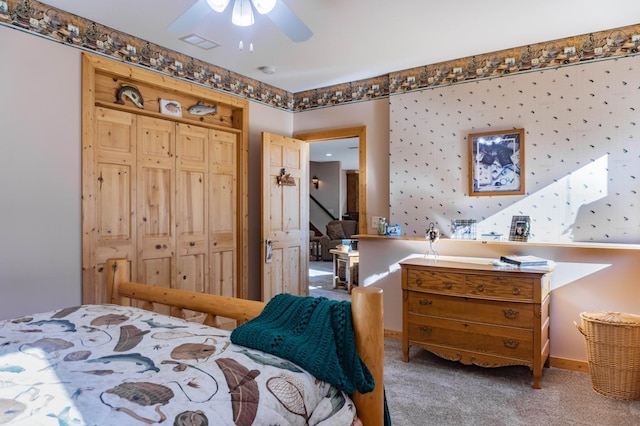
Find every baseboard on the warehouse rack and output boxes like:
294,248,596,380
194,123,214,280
384,329,401,341
549,357,589,373
384,329,590,373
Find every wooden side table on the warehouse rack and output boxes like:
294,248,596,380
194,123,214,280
330,249,360,293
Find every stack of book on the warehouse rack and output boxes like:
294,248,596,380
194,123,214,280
499,255,549,267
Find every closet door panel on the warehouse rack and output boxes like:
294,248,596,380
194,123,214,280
176,123,209,297
210,250,235,296
137,116,176,291
209,130,237,298
91,107,136,304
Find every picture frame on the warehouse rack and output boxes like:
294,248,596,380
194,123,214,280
159,99,182,117
509,215,530,242
450,219,477,239
468,128,524,196
386,224,402,237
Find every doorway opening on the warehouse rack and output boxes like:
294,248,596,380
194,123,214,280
296,126,367,300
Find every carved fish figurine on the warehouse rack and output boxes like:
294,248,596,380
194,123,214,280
116,84,144,109
188,103,217,116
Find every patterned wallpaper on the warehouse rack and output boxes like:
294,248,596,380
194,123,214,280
389,55,640,244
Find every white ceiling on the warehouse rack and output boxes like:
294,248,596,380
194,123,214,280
309,138,359,170
39,0,640,93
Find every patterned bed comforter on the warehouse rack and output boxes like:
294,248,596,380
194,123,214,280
0,304,357,425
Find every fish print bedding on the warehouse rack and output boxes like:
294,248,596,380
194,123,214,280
0,304,357,425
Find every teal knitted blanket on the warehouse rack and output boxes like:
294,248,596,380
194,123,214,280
230,294,374,394
231,294,391,424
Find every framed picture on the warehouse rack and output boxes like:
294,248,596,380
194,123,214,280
468,128,524,196
386,224,402,237
450,219,477,239
159,99,182,117
509,215,530,242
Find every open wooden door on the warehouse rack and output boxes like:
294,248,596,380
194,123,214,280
261,132,309,300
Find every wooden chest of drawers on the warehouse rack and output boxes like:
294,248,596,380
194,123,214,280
401,258,551,388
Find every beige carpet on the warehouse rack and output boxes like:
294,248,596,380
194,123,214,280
384,338,640,425
308,260,351,301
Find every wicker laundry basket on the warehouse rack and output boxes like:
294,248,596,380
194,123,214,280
575,311,640,400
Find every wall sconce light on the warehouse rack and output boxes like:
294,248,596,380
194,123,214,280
311,176,319,189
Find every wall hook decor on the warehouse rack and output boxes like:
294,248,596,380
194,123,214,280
276,168,296,186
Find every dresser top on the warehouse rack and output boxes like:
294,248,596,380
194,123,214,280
400,257,550,277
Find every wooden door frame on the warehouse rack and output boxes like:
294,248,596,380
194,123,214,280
295,126,367,235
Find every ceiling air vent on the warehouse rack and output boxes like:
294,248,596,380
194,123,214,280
180,34,220,50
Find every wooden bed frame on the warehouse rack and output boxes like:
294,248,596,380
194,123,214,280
106,258,385,425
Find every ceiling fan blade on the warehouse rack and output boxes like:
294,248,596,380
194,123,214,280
267,0,312,42
167,0,212,33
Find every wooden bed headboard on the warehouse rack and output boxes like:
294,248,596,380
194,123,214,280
106,258,385,425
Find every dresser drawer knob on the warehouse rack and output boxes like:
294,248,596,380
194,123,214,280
415,278,422,285
444,282,452,289
476,284,485,292
418,326,432,334
503,309,519,319
512,287,521,295
419,299,433,306
189,241,196,247
503,339,520,349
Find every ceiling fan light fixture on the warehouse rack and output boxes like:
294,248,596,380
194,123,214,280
250,0,277,14
206,0,231,13
232,0,254,26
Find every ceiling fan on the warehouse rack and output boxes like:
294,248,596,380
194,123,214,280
168,0,312,42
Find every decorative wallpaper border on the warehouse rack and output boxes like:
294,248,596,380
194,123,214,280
3,0,640,112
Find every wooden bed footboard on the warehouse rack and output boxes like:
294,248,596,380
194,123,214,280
105,258,385,425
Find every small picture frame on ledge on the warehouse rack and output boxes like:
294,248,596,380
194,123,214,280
509,215,530,242
451,219,477,239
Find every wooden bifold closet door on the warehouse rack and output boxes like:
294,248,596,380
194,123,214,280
87,107,237,312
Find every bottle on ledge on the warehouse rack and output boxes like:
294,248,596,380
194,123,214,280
378,217,387,236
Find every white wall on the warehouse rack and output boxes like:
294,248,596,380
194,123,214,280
0,26,81,319
310,160,342,218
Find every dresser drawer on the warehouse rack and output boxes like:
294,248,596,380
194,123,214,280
406,292,534,328
406,269,465,294
465,274,534,301
407,315,533,361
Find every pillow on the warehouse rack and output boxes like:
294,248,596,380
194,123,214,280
326,222,346,240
